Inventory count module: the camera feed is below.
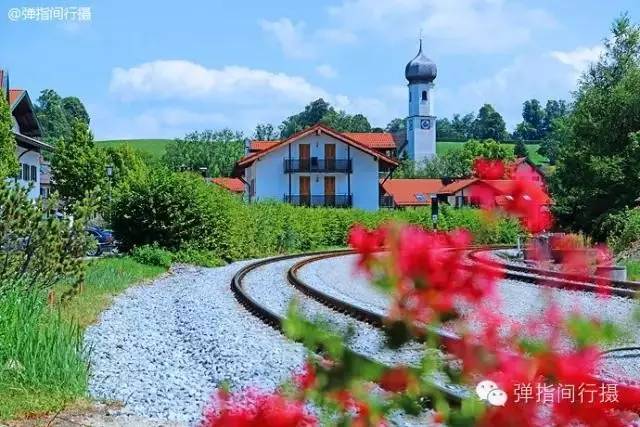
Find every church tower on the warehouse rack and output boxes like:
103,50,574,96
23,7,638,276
405,40,437,161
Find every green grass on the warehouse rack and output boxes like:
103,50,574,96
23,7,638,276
0,257,167,420
437,140,547,165
95,138,173,160
625,260,640,281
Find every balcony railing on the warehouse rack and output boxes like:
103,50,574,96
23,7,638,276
284,158,352,173
283,194,352,208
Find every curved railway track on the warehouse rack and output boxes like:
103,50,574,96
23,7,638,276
467,248,640,298
230,249,468,405
230,247,640,409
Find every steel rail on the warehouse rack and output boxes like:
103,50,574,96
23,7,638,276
229,249,467,405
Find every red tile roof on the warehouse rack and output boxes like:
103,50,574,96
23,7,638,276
247,132,396,153
381,179,444,206
438,179,478,194
211,177,244,193
342,132,396,149
236,124,398,170
249,140,280,152
8,89,24,107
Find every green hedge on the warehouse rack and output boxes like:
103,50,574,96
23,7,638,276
111,169,520,261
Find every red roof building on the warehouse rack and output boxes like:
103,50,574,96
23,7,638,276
211,177,244,193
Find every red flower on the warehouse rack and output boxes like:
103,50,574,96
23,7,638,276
202,389,317,427
348,224,386,268
293,361,316,391
501,179,552,234
379,366,413,393
474,158,506,179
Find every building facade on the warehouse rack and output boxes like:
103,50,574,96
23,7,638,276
235,124,397,211
3,76,52,200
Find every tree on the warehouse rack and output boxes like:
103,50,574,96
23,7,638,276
473,104,507,140
551,15,640,240
320,110,372,132
279,98,331,138
542,99,568,134
514,139,528,158
279,99,374,137
162,129,245,177
385,118,405,133
0,95,18,179
455,113,476,139
35,89,70,143
34,89,90,143
61,96,90,125
253,123,278,140
538,115,569,165
51,120,108,206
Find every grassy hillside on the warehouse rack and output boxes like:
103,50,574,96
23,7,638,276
96,139,173,160
97,138,548,165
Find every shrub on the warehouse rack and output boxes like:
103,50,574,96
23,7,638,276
606,208,640,254
0,183,95,297
110,169,520,262
111,168,239,257
172,246,225,267
130,244,173,268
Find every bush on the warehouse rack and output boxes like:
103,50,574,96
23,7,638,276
111,168,238,256
111,169,520,262
606,208,640,254
0,183,95,297
172,246,225,267
130,244,173,268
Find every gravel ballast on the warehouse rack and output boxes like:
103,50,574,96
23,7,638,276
85,262,307,425
297,253,640,380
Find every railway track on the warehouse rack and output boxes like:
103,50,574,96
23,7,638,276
467,248,640,298
230,247,640,409
230,249,468,405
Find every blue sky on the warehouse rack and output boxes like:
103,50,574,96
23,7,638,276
3,0,639,140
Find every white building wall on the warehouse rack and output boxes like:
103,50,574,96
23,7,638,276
15,146,41,200
250,132,380,210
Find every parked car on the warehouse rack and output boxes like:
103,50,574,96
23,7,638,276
85,226,117,256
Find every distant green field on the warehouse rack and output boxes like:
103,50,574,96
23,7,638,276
96,138,548,165
437,141,547,165
95,139,173,160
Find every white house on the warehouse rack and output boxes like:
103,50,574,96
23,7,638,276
232,41,440,211
1,70,52,200
234,124,398,211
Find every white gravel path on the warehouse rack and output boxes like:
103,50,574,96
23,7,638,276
85,262,307,425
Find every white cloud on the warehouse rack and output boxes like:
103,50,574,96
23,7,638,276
316,64,338,78
109,60,328,104
259,18,315,59
327,0,556,53
437,52,579,128
551,45,603,80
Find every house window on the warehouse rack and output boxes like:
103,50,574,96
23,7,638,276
422,91,427,101
22,164,29,181
30,165,37,182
